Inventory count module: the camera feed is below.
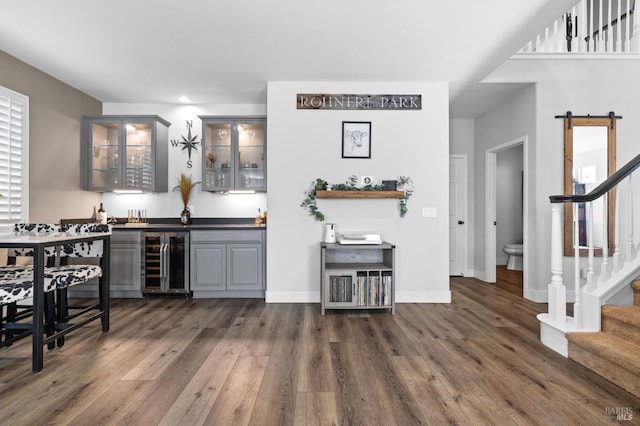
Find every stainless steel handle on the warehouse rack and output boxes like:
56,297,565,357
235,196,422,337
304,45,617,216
166,243,170,280
159,243,166,281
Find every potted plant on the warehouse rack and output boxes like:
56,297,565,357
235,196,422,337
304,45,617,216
174,173,199,225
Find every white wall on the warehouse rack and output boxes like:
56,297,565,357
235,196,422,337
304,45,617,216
266,82,450,303
101,103,267,219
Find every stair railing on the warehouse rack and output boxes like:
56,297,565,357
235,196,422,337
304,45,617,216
546,152,640,335
518,0,637,53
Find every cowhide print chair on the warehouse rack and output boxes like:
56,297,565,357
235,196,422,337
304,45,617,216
55,223,111,347
1,224,62,347
1,223,110,347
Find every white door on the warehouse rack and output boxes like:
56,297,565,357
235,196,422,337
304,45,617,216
449,156,468,276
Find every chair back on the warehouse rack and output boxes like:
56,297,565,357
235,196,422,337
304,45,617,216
60,223,111,258
10,224,61,259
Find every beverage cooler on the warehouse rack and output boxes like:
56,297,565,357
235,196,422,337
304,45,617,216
141,231,190,297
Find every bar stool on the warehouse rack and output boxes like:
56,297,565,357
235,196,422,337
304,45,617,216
1,224,61,347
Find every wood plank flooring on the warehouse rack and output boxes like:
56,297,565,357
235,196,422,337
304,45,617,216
1,267,639,425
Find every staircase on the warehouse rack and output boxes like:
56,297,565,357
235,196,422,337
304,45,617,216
568,280,640,397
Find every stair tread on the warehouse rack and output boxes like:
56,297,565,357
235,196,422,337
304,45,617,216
602,305,640,324
568,332,640,375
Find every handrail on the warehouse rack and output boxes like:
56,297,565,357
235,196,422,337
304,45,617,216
550,153,640,203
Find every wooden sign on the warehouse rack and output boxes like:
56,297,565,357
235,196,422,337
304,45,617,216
297,93,421,110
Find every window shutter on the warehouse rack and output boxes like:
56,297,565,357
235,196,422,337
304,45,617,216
0,87,28,222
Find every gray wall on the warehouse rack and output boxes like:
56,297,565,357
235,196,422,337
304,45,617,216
474,85,535,292
0,49,102,222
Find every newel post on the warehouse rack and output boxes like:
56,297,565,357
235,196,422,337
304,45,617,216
549,203,566,323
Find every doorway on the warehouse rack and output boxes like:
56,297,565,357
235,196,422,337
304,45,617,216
485,136,529,296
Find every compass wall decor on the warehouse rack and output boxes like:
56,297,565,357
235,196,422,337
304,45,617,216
171,120,200,168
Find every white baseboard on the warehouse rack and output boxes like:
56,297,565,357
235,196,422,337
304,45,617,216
396,291,451,303
266,290,319,303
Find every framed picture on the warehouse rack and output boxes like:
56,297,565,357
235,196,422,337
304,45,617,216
342,121,371,159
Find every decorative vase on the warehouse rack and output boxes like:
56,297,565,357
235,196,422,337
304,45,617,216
180,207,191,225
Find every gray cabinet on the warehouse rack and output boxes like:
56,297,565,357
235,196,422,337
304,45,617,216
190,230,265,297
321,242,395,315
110,231,142,297
199,116,266,192
68,230,142,298
82,115,170,192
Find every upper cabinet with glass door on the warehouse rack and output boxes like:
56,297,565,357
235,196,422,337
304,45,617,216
82,115,170,192
200,116,266,192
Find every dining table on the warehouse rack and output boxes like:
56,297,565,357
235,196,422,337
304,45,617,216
0,230,111,372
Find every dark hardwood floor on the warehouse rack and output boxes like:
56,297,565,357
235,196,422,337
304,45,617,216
0,267,638,425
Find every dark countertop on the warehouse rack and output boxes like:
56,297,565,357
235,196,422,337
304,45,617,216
109,217,266,232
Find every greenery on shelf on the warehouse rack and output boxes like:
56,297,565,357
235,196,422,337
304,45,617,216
300,175,414,221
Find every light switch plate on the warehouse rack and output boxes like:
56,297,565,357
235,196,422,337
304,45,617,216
422,207,437,218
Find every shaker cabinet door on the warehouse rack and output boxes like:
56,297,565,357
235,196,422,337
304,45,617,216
110,243,141,291
191,244,226,290
227,243,263,290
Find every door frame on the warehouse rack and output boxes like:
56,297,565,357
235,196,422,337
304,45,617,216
449,154,468,276
485,136,529,296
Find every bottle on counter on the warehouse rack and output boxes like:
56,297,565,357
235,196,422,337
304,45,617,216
98,203,107,225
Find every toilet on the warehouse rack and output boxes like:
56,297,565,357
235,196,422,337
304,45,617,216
503,244,523,271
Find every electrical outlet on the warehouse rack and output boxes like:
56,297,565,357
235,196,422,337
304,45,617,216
360,176,374,186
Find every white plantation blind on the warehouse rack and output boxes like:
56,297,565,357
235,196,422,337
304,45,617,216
0,86,28,222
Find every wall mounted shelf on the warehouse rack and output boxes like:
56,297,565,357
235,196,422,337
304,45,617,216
315,190,405,199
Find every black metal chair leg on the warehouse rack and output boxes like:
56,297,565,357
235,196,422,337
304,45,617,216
45,292,56,350
5,303,17,343
55,288,68,347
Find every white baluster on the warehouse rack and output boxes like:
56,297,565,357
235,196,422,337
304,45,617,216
625,0,631,51
572,5,579,52
578,0,588,52
616,0,623,51
601,192,610,281
628,175,636,260
549,204,566,324
574,203,582,328
614,183,623,270
599,0,605,52
586,201,595,292
543,27,550,52
608,0,614,51
633,0,640,51
554,18,562,53
590,0,595,51
535,34,542,52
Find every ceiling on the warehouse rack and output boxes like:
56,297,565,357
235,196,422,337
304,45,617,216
0,0,576,118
